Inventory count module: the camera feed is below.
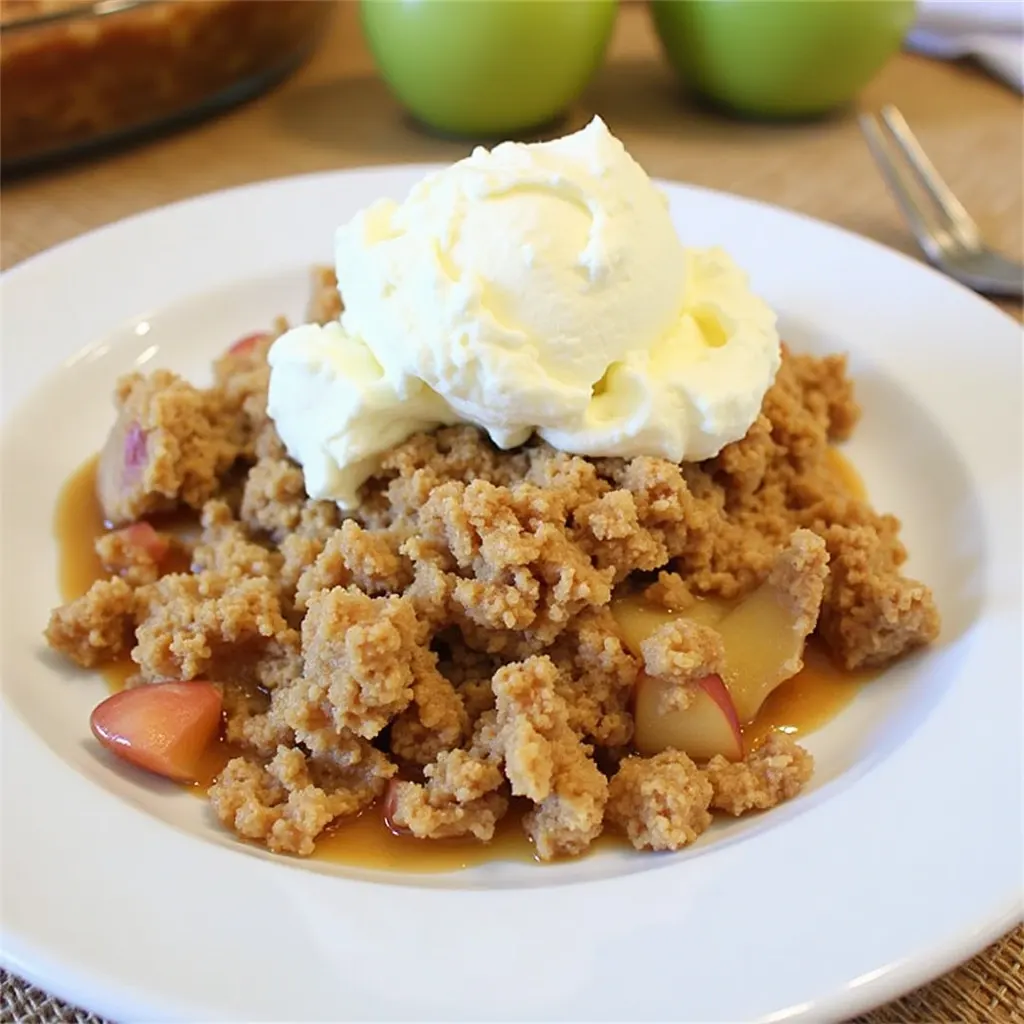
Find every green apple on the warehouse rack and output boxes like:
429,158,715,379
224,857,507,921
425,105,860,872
651,0,916,119
360,0,619,137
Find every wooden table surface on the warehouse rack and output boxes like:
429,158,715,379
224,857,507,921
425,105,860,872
1,3,1021,1023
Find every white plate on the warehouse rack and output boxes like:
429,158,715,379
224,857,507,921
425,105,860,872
1,167,1021,1024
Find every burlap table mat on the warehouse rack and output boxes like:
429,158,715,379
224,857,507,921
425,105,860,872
1,3,1021,1021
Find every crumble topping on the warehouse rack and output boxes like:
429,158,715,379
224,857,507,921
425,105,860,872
45,267,939,859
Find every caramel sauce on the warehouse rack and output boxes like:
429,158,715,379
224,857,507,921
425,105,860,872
98,653,136,694
190,741,244,791
741,643,871,748
55,448,873,871
317,798,548,871
56,454,107,605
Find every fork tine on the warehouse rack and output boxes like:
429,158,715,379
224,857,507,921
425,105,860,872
879,105,982,249
858,113,944,262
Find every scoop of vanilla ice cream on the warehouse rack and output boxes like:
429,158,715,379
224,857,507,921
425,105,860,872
267,322,457,507
268,116,780,509
333,116,694,447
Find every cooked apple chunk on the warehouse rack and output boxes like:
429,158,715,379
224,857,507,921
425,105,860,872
618,529,829,760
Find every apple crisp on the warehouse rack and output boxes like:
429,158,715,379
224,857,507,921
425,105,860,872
45,267,940,861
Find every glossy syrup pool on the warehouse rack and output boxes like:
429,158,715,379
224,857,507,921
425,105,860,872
56,449,876,872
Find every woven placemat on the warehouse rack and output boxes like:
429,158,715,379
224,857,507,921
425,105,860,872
2,3,1021,1022
3,926,1023,1023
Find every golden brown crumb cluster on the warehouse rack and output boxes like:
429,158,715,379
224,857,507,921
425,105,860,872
45,267,939,860
607,750,713,851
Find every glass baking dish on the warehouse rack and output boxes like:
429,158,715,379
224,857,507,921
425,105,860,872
1,0,334,174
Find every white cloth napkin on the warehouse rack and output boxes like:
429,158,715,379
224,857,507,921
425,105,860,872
907,0,1024,92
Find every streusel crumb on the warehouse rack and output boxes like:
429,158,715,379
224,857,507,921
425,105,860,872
294,520,408,611
308,265,343,325
641,620,725,713
212,323,286,458
548,608,639,747
706,733,814,816
767,529,830,638
388,744,509,842
209,738,393,855
192,500,282,582
97,370,239,526
45,576,135,667
607,750,713,851
818,523,940,669
389,662,469,766
240,456,306,541
94,524,179,587
132,570,291,682
492,656,608,860
295,586,423,741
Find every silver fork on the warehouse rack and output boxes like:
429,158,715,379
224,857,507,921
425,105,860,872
859,105,1023,298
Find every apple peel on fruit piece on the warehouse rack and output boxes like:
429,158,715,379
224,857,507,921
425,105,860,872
634,670,744,762
90,681,223,782
640,618,725,715
108,522,170,563
623,529,829,761
623,612,744,761
227,331,272,358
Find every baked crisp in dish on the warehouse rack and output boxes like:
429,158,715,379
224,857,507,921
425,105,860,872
0,0,330,170
45,266,940,863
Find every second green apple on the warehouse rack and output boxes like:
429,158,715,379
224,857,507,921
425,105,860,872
361,0,619,137
652,0,917,119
